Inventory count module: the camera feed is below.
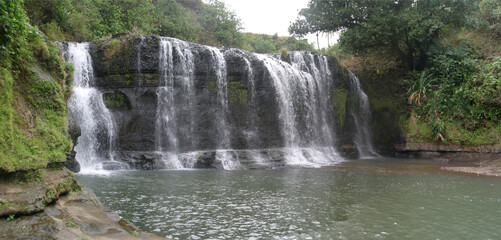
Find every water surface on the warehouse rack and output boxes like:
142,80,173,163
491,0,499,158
78,159,501,239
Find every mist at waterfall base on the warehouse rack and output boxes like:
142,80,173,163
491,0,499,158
64,37,379,173
77,160,501,240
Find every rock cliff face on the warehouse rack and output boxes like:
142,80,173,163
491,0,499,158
63,35,373,170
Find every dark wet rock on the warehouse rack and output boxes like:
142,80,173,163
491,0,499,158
176,149,289,170
117,152,166,170
66,112,81,173
64,150,80,173
70,35,361,169
191,151,217,169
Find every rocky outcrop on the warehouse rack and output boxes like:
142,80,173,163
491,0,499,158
65,35,365,170
396,143,501,163
0,168,167,240
0,168,79,217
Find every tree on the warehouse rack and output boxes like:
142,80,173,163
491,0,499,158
199,0,243,48
289,0,478,70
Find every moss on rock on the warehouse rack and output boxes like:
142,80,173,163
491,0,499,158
228,80,247,106
332,88,348,129
0,32,72,172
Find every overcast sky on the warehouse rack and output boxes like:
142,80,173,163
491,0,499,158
221,0,337,49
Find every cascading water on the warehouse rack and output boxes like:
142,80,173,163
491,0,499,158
209,47,231,148
348,71,379,158
290,52,335,147
65,42,119,173
135,36,145,86
208,47,243,170
156,38,197,169
242,55,260,148
67,36,378,171
257,53,343,167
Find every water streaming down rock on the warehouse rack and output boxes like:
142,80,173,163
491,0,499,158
241,53,260,148
135,36,145,86
156,38,198,169
257,53,343,167
208,47,243,169
64,43,122,173
348,71,379,158
66,36,379,171
289,52,335,147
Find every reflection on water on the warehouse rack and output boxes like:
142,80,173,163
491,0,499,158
77,159,501,239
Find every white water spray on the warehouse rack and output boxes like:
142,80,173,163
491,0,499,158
65,43,117,173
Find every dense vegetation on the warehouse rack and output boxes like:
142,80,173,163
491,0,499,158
1,0,72,172
291,0,501,145
22,0,314,52
241,33,315,54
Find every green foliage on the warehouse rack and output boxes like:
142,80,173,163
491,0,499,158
22,0,252,49
479,0,501,36
325,44,352,63
0,201,18,209
22,0,314,51
242,33,314,54
104,93,125,107
66,220,77,227
0,2,72,172
6,214,15,221
0,0,32,62
407,70,434,106
332,88,348,129
290,0,479,70
406,47,501,144
23,168,46,182
46,188,57,202
198,0,243,47
152,0,202,43
228,81,247,106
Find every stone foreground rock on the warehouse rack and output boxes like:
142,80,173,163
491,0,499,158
0,169,168,240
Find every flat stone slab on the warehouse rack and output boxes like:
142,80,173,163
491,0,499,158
442,167,501,177
0,186,168,240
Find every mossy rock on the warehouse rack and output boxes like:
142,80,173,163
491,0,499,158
0,168,80,217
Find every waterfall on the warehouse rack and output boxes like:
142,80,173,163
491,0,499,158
242,55,260,148
65,36,379,171
136,36,145,86
156,38,196,169
209,47,231,149
290,52,335,147
257,53,342,167
208,47,242,170
64,42,119,173
348,71,379,158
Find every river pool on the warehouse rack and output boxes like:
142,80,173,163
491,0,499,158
77,158,501,240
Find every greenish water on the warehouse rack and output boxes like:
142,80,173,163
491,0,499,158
77,159,501,240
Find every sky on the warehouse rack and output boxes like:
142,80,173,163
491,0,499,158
221,0,338,49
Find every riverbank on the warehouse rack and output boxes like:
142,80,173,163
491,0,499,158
0,168,167,240
394,143,501,177
441,158,501,177
441,166,501,177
